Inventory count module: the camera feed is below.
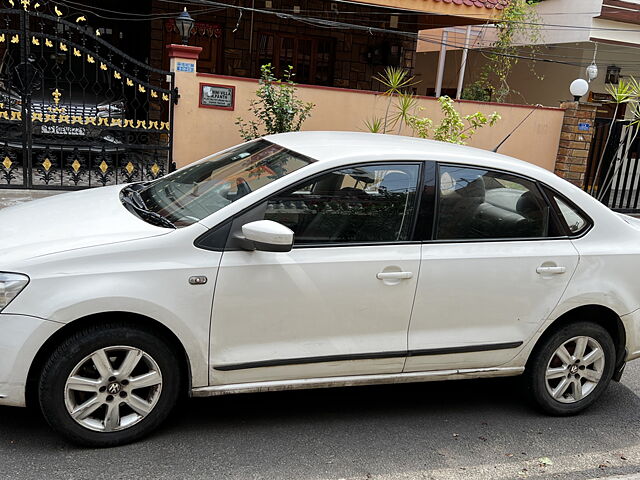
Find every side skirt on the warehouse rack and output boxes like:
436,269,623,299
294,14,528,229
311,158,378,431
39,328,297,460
191,366,525,397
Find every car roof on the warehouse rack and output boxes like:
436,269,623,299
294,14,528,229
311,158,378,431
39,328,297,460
265,131,551,180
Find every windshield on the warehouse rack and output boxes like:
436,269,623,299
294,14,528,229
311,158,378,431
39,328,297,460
138,140,314,227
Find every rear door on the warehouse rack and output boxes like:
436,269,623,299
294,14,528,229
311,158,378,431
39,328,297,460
406,164,580,372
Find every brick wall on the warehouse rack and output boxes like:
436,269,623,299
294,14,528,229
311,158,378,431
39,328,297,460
151,0,417,92
554,101,599,189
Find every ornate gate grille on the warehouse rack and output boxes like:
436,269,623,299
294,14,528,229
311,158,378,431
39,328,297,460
0,3,175,189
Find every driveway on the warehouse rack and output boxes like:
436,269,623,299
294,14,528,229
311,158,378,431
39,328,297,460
2,362,640,480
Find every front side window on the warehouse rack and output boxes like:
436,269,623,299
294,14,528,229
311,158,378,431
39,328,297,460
138,140,313,227
436,165,551,240
260,163,421,244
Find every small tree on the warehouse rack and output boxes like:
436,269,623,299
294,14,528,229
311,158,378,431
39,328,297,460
407,96,501,145
236,64,315,141
463,0,544,103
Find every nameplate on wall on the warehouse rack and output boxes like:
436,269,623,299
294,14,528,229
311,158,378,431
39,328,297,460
199,83,235,110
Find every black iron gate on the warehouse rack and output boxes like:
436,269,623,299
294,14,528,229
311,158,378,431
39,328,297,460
0,2,176,189
587,119,640,213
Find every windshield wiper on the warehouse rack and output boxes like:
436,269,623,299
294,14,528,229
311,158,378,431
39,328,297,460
121,188,176,229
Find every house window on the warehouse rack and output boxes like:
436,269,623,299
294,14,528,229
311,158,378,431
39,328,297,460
257,33,335,86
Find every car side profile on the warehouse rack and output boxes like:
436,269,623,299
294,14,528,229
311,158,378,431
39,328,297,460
1,131,640,447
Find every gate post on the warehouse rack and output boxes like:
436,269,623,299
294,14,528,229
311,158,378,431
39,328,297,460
554,101,599,189
167,45,202,169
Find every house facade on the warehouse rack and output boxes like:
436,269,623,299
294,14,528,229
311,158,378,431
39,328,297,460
413,0,640,106
0,0,510,189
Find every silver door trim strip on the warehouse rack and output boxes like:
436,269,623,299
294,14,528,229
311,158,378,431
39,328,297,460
192,366,524,397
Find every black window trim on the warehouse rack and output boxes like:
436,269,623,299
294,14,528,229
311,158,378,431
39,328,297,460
426,162,574,244
195,160,427,251
540,184,594,239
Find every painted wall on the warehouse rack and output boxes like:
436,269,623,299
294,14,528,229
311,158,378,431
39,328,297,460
170,56,564,171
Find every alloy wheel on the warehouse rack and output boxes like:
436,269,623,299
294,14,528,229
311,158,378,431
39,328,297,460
63,346,163,432
544,335,605,404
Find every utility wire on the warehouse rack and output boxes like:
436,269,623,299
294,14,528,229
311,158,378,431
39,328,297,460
45,0,640,69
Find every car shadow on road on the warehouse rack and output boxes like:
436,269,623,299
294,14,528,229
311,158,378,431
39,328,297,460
1,376,640,479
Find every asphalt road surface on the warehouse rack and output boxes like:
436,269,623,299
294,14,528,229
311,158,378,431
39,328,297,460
2,361,640,480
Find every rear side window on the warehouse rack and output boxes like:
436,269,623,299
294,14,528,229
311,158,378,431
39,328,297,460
551,194,589,235
436,165,553,240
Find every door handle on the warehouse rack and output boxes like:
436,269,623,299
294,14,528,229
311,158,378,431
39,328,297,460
376,271,413,280
536,266,566,275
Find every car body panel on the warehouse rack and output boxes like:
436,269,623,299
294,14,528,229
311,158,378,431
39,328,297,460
0,185,170,267
210,244,420,385
0,132,640,409
0,314,62,407
405,239,579,372
3,224,216,392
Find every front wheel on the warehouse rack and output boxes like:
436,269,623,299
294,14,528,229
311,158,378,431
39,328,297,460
526,321,616,415
38,323,182,447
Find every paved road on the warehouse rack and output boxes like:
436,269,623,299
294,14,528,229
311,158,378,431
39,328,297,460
2,361,640,480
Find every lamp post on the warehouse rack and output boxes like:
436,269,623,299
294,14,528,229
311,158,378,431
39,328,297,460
175,7,195,46
569,78,589,102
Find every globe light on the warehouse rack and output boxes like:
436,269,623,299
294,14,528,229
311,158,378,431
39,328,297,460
570,78,589,101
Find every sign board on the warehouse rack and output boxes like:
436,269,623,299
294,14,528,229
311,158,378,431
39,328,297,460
176,62,195,73
578,122,591,131
199,83,235,110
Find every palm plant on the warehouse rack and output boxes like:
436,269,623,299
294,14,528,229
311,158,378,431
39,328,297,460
391,92,419,135
364,117,384,133
371,67,417,133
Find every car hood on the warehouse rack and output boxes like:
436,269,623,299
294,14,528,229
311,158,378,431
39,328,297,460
0,185,171,266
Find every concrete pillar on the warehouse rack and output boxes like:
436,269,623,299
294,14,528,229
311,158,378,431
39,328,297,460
167,44,202,169
554,101,599,189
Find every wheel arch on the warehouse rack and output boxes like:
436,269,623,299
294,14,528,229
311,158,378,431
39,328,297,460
527,304,626,369
25,311,192,408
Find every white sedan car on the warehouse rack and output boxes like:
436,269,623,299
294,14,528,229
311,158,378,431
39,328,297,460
1,131,639,447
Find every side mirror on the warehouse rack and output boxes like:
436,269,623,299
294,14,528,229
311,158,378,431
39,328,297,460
241,220,294,252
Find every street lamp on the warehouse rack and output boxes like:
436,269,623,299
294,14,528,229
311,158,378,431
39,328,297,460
569,78,589,102
175,8,195,46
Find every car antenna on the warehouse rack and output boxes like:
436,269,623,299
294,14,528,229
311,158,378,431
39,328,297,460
492,104,542,153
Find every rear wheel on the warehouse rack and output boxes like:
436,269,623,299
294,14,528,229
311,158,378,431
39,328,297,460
526,321,615,415
38,323,181,447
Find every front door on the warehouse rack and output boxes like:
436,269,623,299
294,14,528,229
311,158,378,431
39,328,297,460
210,163,423,384
406,164,579,372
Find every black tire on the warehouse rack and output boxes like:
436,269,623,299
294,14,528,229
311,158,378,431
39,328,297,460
526,321,616,416
38,322,182,447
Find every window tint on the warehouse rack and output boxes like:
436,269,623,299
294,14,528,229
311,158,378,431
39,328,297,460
553,195,589,234
436,165,551,240
262,164,421,244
